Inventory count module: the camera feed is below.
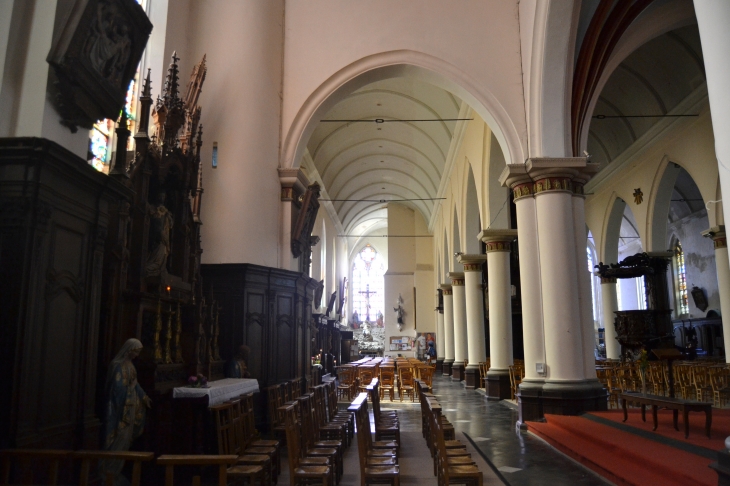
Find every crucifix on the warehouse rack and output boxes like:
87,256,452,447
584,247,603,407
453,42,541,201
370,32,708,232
358,284,377,322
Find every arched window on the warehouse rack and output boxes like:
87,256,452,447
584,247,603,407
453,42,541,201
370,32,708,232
674,241,689,315
351,244,385,325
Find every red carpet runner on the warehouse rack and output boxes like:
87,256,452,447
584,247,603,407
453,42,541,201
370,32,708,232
528,414,717,486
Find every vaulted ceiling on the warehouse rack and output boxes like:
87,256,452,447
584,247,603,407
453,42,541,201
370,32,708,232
587,25,705,169
306,78,462,236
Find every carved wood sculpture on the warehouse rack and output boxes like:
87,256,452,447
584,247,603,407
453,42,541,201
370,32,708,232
291,182,321,274
98,52,217,452
47,0,153,131
595,252,674,359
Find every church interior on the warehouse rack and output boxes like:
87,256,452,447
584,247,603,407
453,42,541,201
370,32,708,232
3,0,730,484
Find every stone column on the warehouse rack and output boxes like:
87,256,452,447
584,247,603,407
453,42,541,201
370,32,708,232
600,277,620,360
530,158,607,415
694,2,730,247
500,166,546,422
449,272,468,381
436,289,445,373
572,173,599,380
458,254,488,389
441,283,454,375
703,226,730,363
479,230,517,399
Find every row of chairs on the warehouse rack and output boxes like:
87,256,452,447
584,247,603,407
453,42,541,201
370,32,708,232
0,449,240,486
337,363,436,402
416,380,483,486
349,391,400,486
267,378,305,436
211,392,281,485
596,361,730,408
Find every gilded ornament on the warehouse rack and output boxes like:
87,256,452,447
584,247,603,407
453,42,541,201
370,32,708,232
633,188,643,205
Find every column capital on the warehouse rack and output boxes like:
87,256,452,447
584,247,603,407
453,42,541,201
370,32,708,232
499,160,599,200
600,277,617,284
278,167,309,199
440,283,453,295
457,254,488,271
702,225,727,249
448,272,465,286
479,229,517,252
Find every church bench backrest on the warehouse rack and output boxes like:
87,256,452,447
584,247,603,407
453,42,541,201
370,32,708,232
74,451,154,486
157,455,238,486
1,449,70,485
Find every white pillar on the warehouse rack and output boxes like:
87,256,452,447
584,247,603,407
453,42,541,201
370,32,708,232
534,179,584,382
458,254,488,388
450,272,468,380
694,2,730,256
703,227,730,363
441,283,455,374
600,277,620,360
500,171,546,383
572,177,598,379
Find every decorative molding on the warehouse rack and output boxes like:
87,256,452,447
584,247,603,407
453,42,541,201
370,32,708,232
442,288,453,296
450,278,465,286
702,226,727,250
281,187,294,201
533,177,573,195
485,241,512,253
512,182,534,201
462,263,482,272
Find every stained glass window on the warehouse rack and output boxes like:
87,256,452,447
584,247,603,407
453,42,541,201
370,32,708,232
88,0,147,173
674,241,689,315
351,245,385,325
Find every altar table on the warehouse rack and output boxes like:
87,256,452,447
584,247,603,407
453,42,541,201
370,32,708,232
620,391,712,438
173,378,259,407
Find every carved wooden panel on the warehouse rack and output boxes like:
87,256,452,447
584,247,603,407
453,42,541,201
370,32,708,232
0,138,128,449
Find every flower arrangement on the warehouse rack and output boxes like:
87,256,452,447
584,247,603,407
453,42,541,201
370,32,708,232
188,373,208,388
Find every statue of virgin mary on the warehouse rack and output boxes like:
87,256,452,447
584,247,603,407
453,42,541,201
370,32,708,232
99,338,152,484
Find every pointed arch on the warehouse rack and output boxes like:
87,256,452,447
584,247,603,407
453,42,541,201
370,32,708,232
464,164,481,254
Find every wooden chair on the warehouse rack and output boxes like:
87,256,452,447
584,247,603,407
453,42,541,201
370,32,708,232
430,401,482,486
710,365,730,407
351,401,400,486
379,367,396,401
398,367,415,402
280,404,332,486
211,400,274,485
157,455,239,486
419,366,435,389
358,366,377,394
297,393,342,483
267,384,287,438
508,365,524,400
336,366,355,400
241,393,282,474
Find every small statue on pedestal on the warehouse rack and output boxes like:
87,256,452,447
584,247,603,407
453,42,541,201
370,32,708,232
145,192,173,277
227,345,251,378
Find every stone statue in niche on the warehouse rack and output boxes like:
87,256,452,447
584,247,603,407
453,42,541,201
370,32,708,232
145,193,173,277
84,0,132,86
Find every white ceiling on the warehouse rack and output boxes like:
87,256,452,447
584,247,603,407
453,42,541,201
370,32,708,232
306,78,462,236
588,25,705,169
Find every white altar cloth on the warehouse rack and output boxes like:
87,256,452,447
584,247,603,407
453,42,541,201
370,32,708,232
173,378,259,407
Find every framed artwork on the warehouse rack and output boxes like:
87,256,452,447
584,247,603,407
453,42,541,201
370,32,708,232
47,0,152,131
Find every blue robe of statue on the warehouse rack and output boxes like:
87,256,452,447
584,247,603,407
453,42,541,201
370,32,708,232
99,339,148,485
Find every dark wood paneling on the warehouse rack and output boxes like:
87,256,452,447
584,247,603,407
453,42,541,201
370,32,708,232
0,137,130,449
